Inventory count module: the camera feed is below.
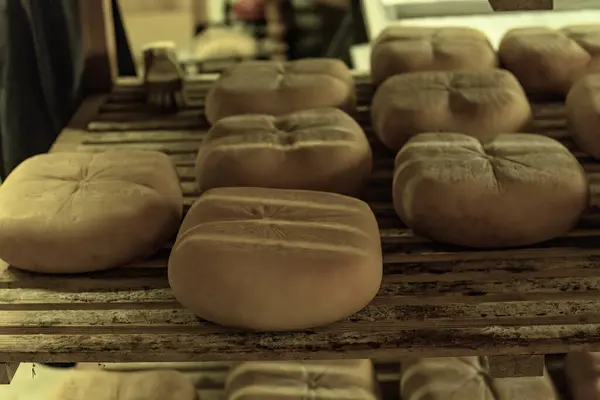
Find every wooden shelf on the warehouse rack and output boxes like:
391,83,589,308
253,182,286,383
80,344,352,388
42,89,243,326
1,73,600,364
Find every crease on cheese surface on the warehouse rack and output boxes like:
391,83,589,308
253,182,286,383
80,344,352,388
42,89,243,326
226,360,380,400
195,108,372,196
168,187,383,331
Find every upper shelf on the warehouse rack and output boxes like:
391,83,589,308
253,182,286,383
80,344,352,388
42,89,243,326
3,75,600,363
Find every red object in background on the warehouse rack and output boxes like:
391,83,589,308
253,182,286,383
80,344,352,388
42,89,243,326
233,0,267,20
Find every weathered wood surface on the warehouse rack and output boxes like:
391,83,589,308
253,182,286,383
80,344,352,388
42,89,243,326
488,0,553,11
2,73,600,367
488,355,545,378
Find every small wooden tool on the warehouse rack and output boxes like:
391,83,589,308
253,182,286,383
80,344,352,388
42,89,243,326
142,41,186,113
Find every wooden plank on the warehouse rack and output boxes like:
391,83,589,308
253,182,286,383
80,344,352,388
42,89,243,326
3,324,600,363
51,95,109,153
488,0,553,11
83,130,206,143
3,301,600,334
88,118,206,132
488,355,545,378
6,275,600,311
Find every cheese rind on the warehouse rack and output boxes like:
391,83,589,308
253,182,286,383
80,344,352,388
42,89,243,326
371,70,531,151
205,59,355,124
566,73,600,159
499,25,600,95
0,151,182,273
226,360,380,400
195,108,372,196
401,357,558,400
168,187,382,331
392,133,588,248
371,26,498,86
46,370,198,400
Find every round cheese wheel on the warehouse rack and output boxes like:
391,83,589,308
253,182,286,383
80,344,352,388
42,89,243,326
498,25,600,95
226,360,378,400
401,357,558,400
0,151,183,273
566,73,600,158
46,370,197,400
168,187,382,331
205,59,355,124
371,69,532,151
195,108,372,196
371,26,498,86
392,133,588,248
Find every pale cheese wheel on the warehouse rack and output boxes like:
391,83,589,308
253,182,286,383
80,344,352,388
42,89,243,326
45,370,198,400
0,151,183,273
499,25,600,95
195,108,372,196
566,73,600,159
401,357,496,400
392,133,588,248
226,360,379,400
401,357,558,400
371,26,497,86
168,187,382,331
493,373,558,400
205,59,355,124
371,69,532,151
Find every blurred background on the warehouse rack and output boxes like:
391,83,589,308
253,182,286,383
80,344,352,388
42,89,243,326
118,0,355,74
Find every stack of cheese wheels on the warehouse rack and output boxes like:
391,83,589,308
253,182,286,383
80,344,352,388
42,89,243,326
370,26,498,86
225,360,380,400
369,26,589,248
45,370,198,400
195,108,372,196
565,352,600,400
499,24,600,95
205,59,355,124
400,357,558,400
182,58,380,330
0,150,183,273
168,187,382,331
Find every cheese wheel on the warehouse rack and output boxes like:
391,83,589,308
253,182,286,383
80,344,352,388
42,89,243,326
371,70,531,151
205,59,355,124
0,151,182,273
168,187,382,331
193,27,258,61
195,108,372,196
46,370,198,400
401,357,496,400
392,133,588,248
499,25,600,95
226,360,379,400
371,26,497,86
401,357,558,400
566,73,600,158
493,373,558,400
565,352,600,400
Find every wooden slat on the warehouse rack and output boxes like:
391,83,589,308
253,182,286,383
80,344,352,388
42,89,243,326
0,324,598,363
5,74,600,366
